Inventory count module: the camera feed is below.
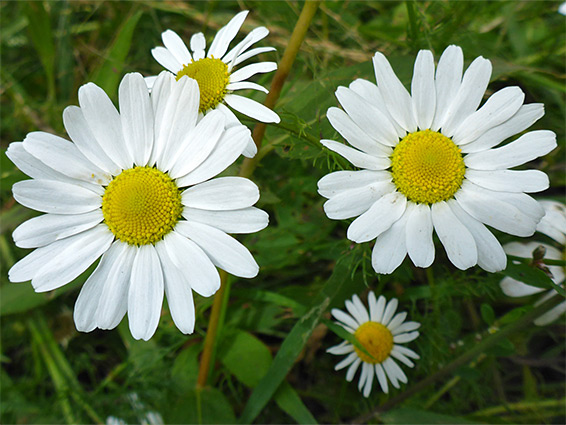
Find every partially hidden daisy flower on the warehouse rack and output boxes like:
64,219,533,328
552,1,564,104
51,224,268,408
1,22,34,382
7,71,268,340
500,200,566,325
327,292,420,397
149,10,280,158
318,45,557,274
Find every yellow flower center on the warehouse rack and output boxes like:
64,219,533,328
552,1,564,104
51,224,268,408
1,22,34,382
102,166,183,245
390,129,465,204
353,322,394,364
176,57,230,113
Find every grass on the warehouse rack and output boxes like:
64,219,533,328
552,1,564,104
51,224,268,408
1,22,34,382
1,1,565,424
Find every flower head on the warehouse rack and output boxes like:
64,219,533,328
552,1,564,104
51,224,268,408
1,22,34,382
500,200,566,325
318,45,557,274
327,292,420,397
149,11,280,157
8,71,269,340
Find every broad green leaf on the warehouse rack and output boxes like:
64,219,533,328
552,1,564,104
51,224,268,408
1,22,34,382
166,387,236,424
90,9,143,96
382,407,481,424
239,250,357,424
480,303,495,326
274,380,317,425
502,257,565,297
171,343,201,392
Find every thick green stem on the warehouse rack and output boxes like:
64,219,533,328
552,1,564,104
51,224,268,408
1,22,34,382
353,294,564,424
195,0,320,389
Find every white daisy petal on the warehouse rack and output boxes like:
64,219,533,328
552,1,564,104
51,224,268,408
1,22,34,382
331,308,359,330
7,142,71,182
128,244,164,341
22,132,110,185
393,345,420,359
226,81,269,93
31,225,113,293
190,32,206,60
464,130,557,170
182,206,268,234
78,82,132,169
96,241,135,330
449,200,506,273
500,276,545,297
208,10,249,59
232,47,276,67
323,181,396,220
452,86,524,145
432,45,463,131
534,301,566,326
431,201,478,270
161,231,220,297
347,192,407,243
391,322,421,335
393,331,420,343
335,87,399,147
151,46,183,74
382,357,400,389
223,26,269,64
327,342,355,355
372,51,417,132
229,62,277,83
352,294,370,323
371,208,409,275
358,362,369,391
466,169,549,193
176,125,250,187
373,295,387,323
144,75,158,91
411,49,436,130
161,29,192,64
386,357,408,384
406,203,435,268
318,170,391,198
155,241,195,334
387,312,408,332
119,73,154,166
320,139,390,170
224,94,280,123
537,201,566,244
461,103,545,153
363,362,375,397
440,56,492,137
335,352,358,371
13,210,103,249
368,291,379,322
181,177,259,210
346,358,362,382
13,180,101,215
375,363,389,393
381,298,399,326
345,300,365,326
389,349,415,368
176,221,259,278
168,110,225,179
63,106,120,175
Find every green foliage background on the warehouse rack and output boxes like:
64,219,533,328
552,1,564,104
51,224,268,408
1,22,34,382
1,1,564,424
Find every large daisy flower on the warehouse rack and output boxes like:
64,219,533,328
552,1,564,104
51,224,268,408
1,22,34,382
501,200,566,325
149,10,280,158
327,292,420,397
318,45,557,274
7,71,268,341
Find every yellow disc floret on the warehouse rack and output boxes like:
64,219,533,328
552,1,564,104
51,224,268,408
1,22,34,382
390,129,465,204
102,166,183,245
354,321,394,364
176,57,230,113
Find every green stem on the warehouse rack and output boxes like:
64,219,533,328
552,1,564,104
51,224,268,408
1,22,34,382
470,398,566,417
195,0,320,389
353,294,564,424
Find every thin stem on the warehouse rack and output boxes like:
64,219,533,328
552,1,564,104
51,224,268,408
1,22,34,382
196,0,320,389
239,0,320,178
470,398,566,417
353,294,564,424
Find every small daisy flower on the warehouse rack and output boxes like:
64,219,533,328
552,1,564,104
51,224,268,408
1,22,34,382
327,292,420,397
500,200,566,325
149,10,280,158
318,45,557,274
7,71,269,340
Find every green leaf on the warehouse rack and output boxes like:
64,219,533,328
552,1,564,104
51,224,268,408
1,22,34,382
382,408,481,424
274,381,317,425
218,329,272,388
502,257,565,297
166,387,236,424
322,318,376,362
239,250,357,424
171,344,201,392
20,1,55,100
480,303,495,326
90,9,143,96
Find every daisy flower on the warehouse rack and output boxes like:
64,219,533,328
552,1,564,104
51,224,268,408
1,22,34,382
318,45,557,274
7,71,269,341
149,10,280,158
327,292,420,397
500,200,566,325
